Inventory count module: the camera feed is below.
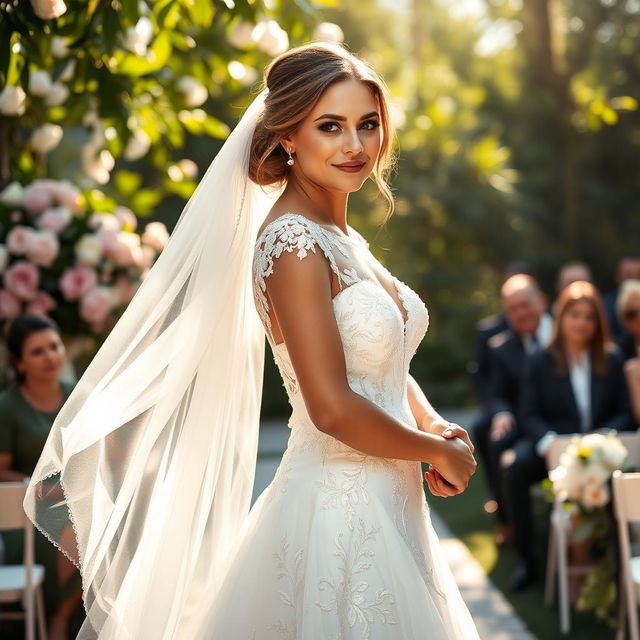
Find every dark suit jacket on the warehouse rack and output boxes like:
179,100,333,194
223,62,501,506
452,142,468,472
470,312,509,405
488,329,527,419
618,332,638,362
520,347,633,444
604,288,623,339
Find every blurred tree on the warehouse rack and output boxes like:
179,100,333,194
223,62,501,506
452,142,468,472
0,0,326,214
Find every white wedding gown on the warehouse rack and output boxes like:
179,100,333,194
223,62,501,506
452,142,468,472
196,213,479,639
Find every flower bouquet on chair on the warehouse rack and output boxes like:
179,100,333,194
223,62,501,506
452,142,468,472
544,431,629,625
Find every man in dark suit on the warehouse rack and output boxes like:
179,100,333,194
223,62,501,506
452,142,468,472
468,262,532,404
473,274,551,544
502,347,633,590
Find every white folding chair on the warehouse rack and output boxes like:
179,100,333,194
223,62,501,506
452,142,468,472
544,430,640,635
613,471,640,640
0,481,48,640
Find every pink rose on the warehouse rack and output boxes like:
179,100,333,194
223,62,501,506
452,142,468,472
0,289,22,319
107,231,141,267
79,286,112,324
26,290,57,314
97,228,119,254
3,261,40,301
113,275,139,305
37,206,71,233
59,264,98,301
22,179,57,216
26,230,59,267
141,221,169,252
50,180,83,213
6,225,35,255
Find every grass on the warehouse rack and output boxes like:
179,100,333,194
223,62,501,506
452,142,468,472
425,458,616,640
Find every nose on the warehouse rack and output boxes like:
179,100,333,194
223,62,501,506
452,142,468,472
342,127,364,155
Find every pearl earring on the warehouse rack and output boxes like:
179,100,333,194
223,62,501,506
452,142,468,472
286,148,294,166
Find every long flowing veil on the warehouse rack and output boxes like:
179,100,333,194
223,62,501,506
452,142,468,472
23,87,281,639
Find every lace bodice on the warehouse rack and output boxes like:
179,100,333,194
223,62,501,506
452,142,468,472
252,213,430,423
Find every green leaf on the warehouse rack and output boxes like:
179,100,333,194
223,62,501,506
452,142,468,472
202,115,230,139
114,170,143,197
114,32,172,76
130,189,162,216
0,21,11,86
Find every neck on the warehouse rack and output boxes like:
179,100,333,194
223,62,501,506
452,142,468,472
280,177,349,234
565,342,588,361
20,377,61,399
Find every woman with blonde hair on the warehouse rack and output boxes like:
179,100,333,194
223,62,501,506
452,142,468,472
24,43,479,639
503,280,633,590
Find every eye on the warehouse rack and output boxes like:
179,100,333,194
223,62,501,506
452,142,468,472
318,121,341,133
361,119,380,130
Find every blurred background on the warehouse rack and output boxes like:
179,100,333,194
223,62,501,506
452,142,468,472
0,1,639,639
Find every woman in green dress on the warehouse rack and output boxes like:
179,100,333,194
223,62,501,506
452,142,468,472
0,313,82,640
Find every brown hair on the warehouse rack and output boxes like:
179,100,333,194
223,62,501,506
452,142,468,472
547,281,612,376
249,42,397,217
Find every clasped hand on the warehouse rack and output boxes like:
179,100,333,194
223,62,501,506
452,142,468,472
423,420,477,498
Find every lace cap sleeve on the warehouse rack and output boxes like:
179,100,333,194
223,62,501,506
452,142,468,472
252,213,357,341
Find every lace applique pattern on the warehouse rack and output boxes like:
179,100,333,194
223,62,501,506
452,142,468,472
252,213,361,343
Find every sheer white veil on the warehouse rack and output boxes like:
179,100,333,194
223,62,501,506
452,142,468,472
23,87,281,639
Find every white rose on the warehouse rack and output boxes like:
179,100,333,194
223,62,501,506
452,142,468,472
44,82,69,107
30,0,67,19
178,158,198,180
252,20,289,57
312,22,344,43
0,85,27,116
51,36,70,58
228,21,255,49
582,483,609,509
176,76,208,107
0,245,8,274
227,61,258,87
29,70,53,97
75,234,104,266
124,129,151,161
0,181,25,207
602,435,628,470
122,16,154,56
30,123,63,154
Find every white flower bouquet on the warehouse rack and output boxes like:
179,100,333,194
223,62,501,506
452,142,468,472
544,431,630,625
548,431,628,511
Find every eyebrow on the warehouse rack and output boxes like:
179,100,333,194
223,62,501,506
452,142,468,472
313,111,380,122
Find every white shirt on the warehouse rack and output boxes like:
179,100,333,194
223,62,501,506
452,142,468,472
536,348,592,457
568,350,591,433
523,313,553,354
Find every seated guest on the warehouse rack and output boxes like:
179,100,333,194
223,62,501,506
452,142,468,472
617,280,640,424
603,255,640,339
502,281,633,590
555,261,592,296
0,313,82,640
468,261,532,404
474,274,551,543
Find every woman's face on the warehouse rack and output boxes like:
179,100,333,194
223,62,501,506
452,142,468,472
560,300,598,348
284,78,383,193
16,329,66,384
622,294,640,339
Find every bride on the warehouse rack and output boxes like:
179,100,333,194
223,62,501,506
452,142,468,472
24,42,479,639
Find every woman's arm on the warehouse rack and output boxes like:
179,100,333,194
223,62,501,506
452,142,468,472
265,241,476,491
406,373,474,449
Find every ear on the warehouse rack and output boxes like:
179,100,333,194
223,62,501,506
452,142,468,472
279,136,294,154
